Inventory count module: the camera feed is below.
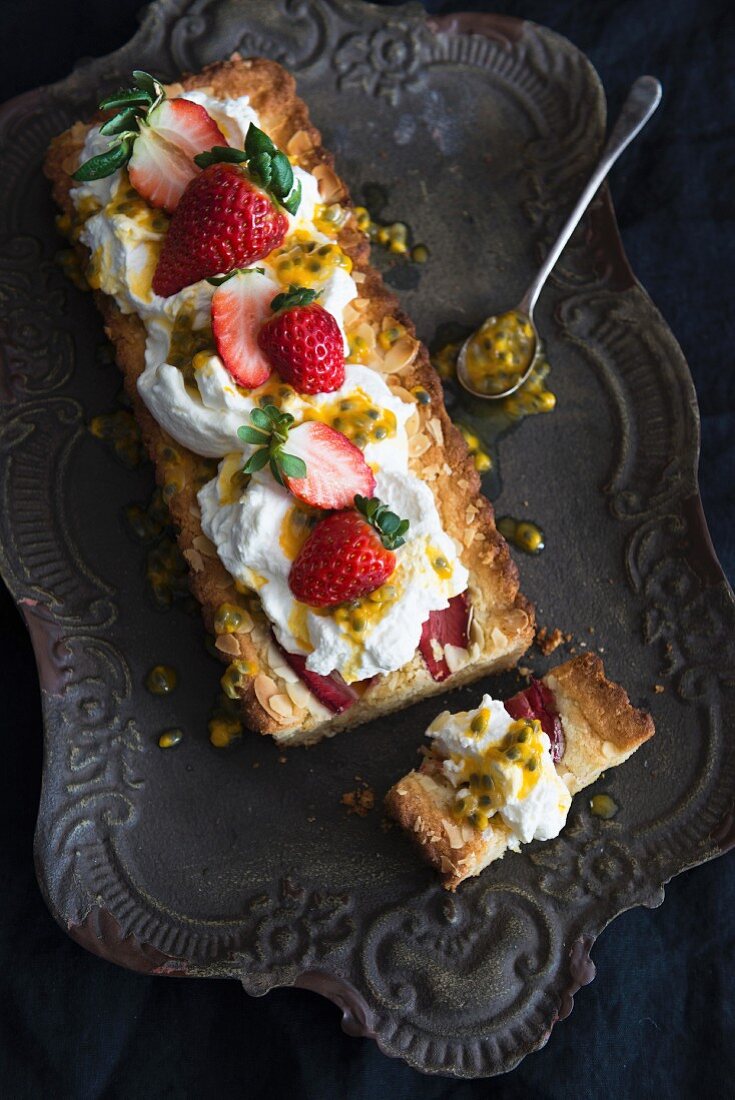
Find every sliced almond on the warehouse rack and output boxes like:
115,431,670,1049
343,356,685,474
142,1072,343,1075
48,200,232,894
444,644,470,674
312,164,343,203
192,534,217,557
269,693,295,719
409,433,431,459
286,129,313,156
426,417,444,446
443,820,466,850
215,633,240,656
382,335,419,374
183,548,204,573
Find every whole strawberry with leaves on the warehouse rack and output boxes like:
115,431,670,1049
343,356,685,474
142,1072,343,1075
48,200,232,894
152,124,302,297
258,286,345,394
289,495,410,608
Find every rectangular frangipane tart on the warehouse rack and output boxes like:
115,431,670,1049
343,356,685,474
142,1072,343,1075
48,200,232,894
45,57,534,746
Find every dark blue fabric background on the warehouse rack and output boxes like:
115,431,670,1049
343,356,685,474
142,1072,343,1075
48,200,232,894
1,1,733,1095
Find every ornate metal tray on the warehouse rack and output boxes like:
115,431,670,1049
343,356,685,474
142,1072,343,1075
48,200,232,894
1,0,733,1079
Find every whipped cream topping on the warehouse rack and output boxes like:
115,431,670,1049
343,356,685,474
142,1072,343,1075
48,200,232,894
427,696,572,849
70,88,470,685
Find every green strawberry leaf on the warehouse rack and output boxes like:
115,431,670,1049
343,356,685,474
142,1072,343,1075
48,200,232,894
194,146,248,169
99,88,152,111
250,407,274,431
72,138,134,181
207,267,265,287
100,107,143,136
270,285,318,313
131,71,164,101
238,407,308,492
244,124,276,158
270,152,294,198
281,178,302,216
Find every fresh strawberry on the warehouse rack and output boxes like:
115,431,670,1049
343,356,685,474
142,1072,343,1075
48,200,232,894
418,591,470,682
258,286,345,394
289,495,408,608
276,649,360,714
238,407,374,509
505,679,565,762
72,71,223,213
128,99,224,212
152,163,288,297
210,269,276,388
152,123,303,296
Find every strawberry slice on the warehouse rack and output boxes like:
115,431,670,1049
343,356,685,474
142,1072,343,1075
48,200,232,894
73,72,225,215
128,99,224,213
418,591,470,682
505,679,565,762
281,421,375,509
239,409,375,510
277,649,359,714
211,269,276,388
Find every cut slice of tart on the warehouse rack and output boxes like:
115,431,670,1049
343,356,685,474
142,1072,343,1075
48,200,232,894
385,654,655,888
44,56,535,746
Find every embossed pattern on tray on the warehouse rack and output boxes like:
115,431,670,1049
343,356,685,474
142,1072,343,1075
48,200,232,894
0,0,734,1079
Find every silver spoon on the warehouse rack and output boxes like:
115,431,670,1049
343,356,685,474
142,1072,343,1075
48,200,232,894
456,75,662,400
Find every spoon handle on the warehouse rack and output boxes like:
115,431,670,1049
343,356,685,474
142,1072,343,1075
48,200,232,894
518,75,662,316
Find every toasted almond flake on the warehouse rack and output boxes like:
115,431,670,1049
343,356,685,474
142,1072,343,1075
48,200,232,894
463,527,477,547
312,164,343,202
457,478,469,491
183,548,204,573
409,433,431,458
490,626,507,650
423,464,440,481
269,693,294,718
387,382,415,404
215,633,240,656
188,504,201,520
356,321,377,348
404,409,420,438
352,270,366,284
254,673,292,724
426,417,444,446
468,641,481,660
469,618,485,651
285,679,312,708
192,534,217,557
444,644,470,674
465,504,477,525
382,335,418,374
286,129,313,156
443,820,466,849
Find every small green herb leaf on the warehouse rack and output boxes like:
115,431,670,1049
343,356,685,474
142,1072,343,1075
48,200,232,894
237,426,270,445
243,448,270,474
354,495,410,550
250,407,274,431
279,453,307,479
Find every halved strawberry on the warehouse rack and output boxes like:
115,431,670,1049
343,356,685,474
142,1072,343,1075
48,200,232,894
238,408,375,510
505,679,565,762
72,71,224,213
210,269,276,388
128,99,224,213
418,591,470,681
276,649,359,714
